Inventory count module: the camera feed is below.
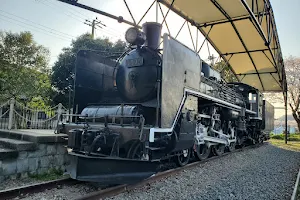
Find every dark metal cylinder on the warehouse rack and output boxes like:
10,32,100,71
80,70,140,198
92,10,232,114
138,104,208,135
81,105,138,118
142,22,162,50
80,105,140,124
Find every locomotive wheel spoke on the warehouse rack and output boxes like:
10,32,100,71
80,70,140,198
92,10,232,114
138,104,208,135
127,140,143,159
213,144,225,156
175,149,191,167
195,143,211,161
228,142,236,152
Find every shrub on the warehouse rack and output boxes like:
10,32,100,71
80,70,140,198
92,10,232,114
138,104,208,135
271,133,300,141
271,134,285,140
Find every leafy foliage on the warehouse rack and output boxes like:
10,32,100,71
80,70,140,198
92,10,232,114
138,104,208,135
0,31,51,106
212,60,237,82
51,33,127,106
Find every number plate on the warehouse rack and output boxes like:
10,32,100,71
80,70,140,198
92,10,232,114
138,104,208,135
126,57,144,67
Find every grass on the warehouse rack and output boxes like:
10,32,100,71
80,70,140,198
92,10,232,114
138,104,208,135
269,139,300,152
269,133,300,152
270,134,300,199
28,168,68,181
298,184,300,200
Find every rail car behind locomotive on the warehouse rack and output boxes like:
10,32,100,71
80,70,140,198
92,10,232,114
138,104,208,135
59,22,274,184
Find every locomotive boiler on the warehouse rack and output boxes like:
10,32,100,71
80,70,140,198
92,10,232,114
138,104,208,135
59,22,274,184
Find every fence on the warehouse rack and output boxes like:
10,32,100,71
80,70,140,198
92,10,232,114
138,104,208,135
0,99,70,130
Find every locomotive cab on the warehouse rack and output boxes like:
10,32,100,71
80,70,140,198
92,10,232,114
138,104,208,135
228,82,263,119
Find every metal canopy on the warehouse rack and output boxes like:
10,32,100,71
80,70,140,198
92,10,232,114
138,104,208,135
160,0,285,92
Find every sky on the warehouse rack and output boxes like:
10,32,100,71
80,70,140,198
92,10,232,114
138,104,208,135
1,0,299,118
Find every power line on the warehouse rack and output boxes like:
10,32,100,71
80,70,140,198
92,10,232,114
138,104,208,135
0,14,72,42
35,0,84,23
36,0,124,40
0,13,72,40
0,17,71,43
50,0,125,37
45,0,87,20
94,29,121,40
0,9,76,39
39,0,123,39
94,25,123,39
104,25,125,35
99,26,124,38
44,0,87,21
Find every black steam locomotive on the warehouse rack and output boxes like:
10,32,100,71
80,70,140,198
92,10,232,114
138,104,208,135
59,22,274,184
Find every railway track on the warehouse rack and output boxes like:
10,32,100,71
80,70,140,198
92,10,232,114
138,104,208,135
0,177,79,200
0,143,264,200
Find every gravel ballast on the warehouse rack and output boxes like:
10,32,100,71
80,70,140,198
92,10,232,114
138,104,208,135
109,143,300,200
7,143,300,200
16,184,97,200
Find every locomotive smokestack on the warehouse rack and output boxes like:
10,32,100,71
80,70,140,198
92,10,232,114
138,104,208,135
142,22,162,50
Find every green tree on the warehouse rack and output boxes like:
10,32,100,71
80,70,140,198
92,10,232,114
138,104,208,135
0,31,51,106
51,33,127,106
213,60,237,82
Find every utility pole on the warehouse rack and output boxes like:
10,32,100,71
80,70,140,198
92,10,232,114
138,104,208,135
284,90,288,144
84,17,106,39
208,54,216,66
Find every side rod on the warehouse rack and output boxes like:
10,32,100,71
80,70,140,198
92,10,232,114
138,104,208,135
57,0,141,28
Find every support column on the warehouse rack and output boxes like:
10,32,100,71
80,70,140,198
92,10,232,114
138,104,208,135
284,90,288,144
8,98,15,130
57,103,63,123
156,1,158,23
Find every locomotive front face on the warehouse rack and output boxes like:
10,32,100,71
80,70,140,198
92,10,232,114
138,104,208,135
64,22,164,160
116,47,161,102
116,22,162,103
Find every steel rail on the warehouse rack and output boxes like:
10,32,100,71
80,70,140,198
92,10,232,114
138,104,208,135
76,143,266,200
0,177,78,200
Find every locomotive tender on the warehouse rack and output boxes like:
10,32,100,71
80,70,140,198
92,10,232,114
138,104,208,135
59,22,274,184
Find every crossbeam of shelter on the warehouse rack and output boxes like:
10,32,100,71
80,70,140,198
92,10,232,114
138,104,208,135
160,0,285,92
57,0,285,92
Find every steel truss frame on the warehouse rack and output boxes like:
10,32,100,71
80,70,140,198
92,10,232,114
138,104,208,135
159,0,285,91
57,0,285,91
57,0,223,65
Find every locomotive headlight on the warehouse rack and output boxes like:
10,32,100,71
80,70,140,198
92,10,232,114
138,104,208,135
125,27,138,43
125,27,146,46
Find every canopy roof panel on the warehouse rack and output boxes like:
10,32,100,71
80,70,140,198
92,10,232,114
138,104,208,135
161,0,285,92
